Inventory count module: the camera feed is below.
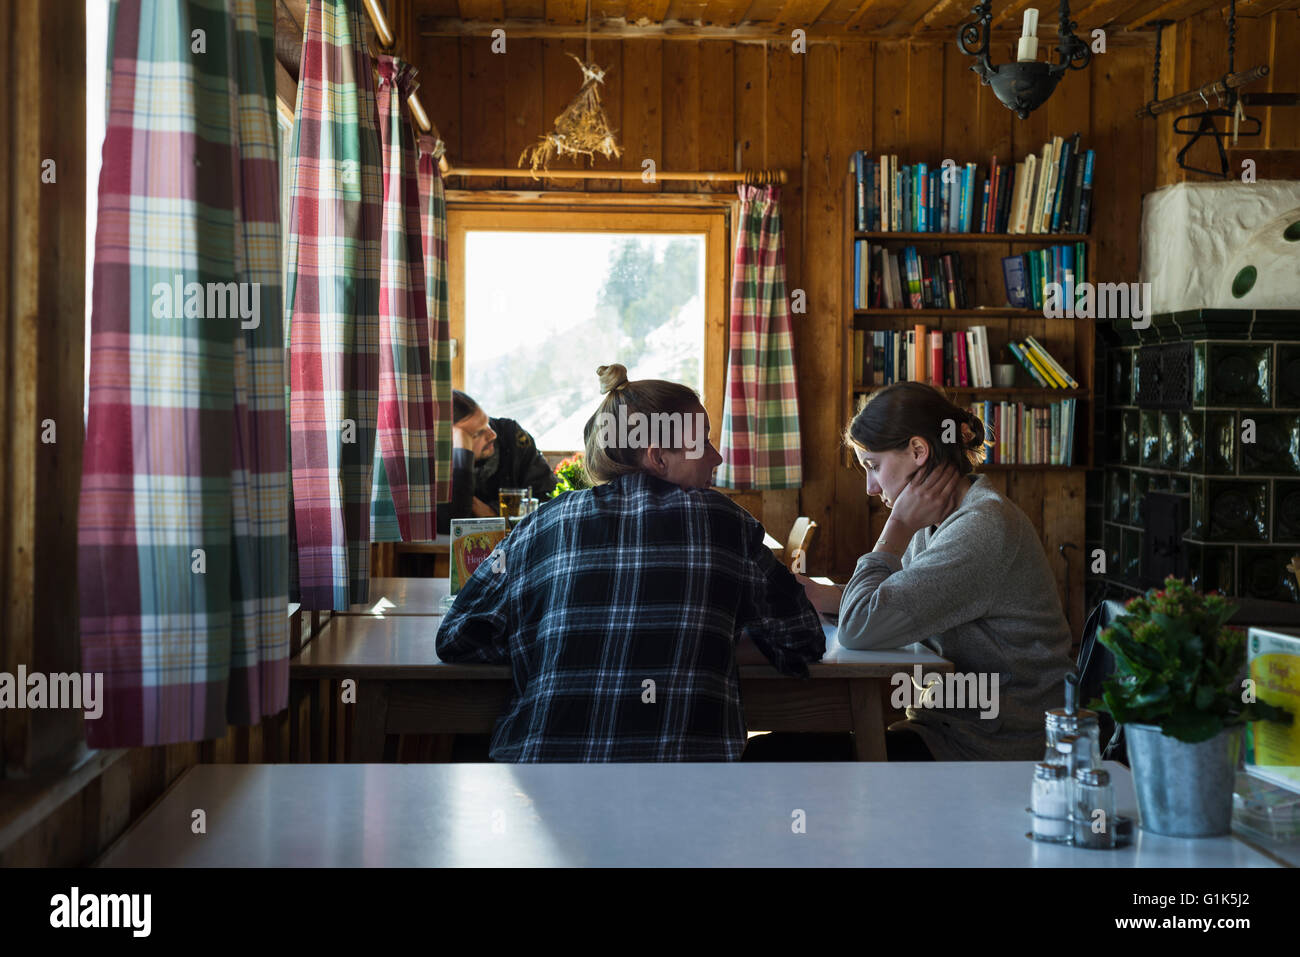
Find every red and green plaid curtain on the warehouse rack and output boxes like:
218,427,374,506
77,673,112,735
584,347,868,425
716,185,803,489
369,55,437,542
284,0,382,608
419,133,453,510
79,0,289,747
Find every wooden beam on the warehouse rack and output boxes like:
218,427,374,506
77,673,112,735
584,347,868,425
445,187,737,203
877,0,952,35
844,0,911,30
416,13,1161,39
4,0,86,775
275,0,304,79
1070,0,1159,28
917,0,978,32
1124,0,1213,29
1223,0,1300,15
445,164,787,180
275,57,297,125
771,0,840,25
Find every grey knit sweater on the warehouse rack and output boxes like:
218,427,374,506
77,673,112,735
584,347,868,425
838,473,1073,760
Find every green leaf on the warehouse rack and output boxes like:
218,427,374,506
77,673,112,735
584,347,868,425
1160,708,1224,743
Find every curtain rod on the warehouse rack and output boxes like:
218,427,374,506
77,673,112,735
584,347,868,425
360,0,449,174
275,0,451,174
445,167,788,184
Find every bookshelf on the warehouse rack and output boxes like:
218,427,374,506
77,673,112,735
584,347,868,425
840,170,1097,472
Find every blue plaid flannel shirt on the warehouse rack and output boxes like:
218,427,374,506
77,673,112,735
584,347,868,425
435,471,825,761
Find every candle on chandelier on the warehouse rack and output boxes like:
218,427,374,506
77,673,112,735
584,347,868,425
1018,8,1040,62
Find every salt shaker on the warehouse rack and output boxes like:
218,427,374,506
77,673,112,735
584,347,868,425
1031,763,1071,843
1072,767,1116,849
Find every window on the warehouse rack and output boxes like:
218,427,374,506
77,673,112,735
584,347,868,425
448,206,728,454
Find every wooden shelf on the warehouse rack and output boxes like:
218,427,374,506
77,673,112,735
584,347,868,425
975,464,1087,471
852,386,1088,397
852,309,1079,321
854,232,1093,243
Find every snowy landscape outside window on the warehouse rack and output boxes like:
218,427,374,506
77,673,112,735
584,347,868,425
464,231,707,451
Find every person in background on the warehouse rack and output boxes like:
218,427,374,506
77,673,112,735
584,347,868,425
439,389,559,533
436,363,825,761
802,381,1073,761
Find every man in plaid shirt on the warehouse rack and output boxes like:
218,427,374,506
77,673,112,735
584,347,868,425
435,469,825,761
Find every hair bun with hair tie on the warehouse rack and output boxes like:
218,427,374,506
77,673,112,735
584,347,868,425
597,363,630,395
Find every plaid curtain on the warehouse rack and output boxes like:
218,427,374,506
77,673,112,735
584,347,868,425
79,0,288,747
418,133,453,511
284,0,382,608
716,185,803,489
369,55,437,542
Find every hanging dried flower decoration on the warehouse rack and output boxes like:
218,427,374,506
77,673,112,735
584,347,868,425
518,54,622,177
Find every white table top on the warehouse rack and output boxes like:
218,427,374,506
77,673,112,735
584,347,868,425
97,761,1281,867
292,612,950,679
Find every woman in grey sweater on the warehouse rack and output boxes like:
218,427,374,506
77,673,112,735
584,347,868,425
807,382,1073,760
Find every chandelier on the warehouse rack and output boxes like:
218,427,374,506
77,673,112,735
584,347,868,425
957,1,1092,119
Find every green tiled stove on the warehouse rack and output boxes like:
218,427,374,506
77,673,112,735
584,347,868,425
1101,309,1300,602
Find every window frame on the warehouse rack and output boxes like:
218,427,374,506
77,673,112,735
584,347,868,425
446,200,730,457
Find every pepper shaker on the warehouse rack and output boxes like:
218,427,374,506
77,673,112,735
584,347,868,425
1072,767,1116,849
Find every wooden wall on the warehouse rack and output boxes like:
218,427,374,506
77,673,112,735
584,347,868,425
417,32,1158,636
1152,9,1300,186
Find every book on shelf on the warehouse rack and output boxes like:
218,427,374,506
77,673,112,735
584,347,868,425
970,325,992,388
969,398,1076,466
854,323,986,391
852,140,1096,235
1024,335,1080,389
855,244,970,310
1002,256,1029,309
853,323,1079,396
1001,243,1089,310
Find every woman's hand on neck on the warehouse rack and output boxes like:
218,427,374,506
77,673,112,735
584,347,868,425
875,464,964,554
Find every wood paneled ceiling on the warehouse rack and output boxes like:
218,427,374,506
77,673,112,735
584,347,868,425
412,0,1300,40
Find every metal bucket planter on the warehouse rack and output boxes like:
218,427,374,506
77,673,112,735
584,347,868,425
1125,723,1243,837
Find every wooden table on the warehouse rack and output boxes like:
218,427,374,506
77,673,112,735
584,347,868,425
96,761,1285,867
291,615,952,762
341,577,451,615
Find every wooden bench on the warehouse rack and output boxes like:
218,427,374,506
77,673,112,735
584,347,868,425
290,611,953,762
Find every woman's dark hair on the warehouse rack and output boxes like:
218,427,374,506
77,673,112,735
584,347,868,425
452,389,479,424
846,382,987,477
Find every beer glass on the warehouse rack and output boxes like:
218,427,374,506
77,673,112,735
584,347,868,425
498,487,530,518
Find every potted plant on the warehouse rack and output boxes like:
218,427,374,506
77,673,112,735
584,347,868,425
1094,576,1291,837
549,453,592,498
